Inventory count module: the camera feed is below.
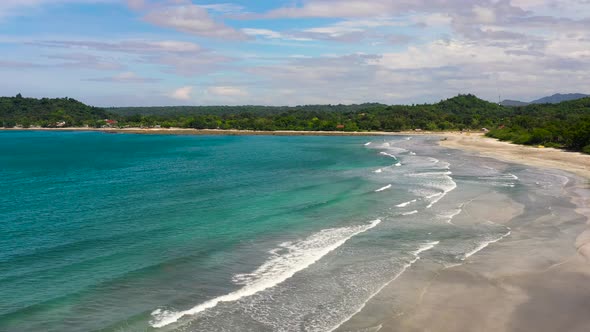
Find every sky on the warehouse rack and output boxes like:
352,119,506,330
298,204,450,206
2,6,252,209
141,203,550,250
0,0,589,106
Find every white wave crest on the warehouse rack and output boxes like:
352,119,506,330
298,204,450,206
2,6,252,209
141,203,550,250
402,210,419,216
327,241,438,332
462,229,511,260
396,199,417,208
373,169,383,174
380,152,397,159
375,184,392,192
150,220,382,328
438,207,463,225
364,142,372,146
408,171,457,209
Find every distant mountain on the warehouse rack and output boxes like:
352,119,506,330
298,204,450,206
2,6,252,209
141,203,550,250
500,99,530,107
530,93,589,104
501,93,589,107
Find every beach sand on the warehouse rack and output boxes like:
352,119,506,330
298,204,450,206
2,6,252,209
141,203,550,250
440,132,590,179
336,133,590,332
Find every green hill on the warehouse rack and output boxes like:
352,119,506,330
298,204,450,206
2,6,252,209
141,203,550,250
0,94,111,127
487,97,590,153
1,93,588,154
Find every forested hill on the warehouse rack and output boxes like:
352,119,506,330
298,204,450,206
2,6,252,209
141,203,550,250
486,96,590,153
108,94,507,132
0,94,109,127
107,103,387,117
1,93,589,154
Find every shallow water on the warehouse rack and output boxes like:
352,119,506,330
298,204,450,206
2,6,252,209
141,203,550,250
0,131,541,331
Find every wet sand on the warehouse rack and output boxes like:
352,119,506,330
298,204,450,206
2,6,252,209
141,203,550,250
337,134,590,332
440,132,590,180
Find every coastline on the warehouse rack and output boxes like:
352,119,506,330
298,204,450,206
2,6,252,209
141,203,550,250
6,127,590,332
439,132,590,180
0,127,412,136
338,133,590,332
439,131,590,262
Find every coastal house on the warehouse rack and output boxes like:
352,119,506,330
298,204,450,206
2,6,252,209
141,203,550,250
104,119,118,127
336,124,345,130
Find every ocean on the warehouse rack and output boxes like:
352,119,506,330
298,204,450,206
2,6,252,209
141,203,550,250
0,131,536,331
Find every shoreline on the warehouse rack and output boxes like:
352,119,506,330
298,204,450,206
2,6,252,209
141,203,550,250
337,133,590,332
439,131,590,262
7,128,588,179
0,127,403,136
439,132,590,180
0,126,456,137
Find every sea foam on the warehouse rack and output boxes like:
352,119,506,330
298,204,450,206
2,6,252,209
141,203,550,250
408,171,457,209
396,199,417,208
462,229,511,260
380,152,397,159
327,241,439,332
150,220,382,328
375,184,392,192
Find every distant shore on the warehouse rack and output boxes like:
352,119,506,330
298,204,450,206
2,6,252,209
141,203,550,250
4,128,589,179
0,127,435,136
4,127,588,178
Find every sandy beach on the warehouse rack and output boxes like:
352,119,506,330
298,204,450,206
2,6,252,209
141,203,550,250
338,133,590,332
440,132,590,180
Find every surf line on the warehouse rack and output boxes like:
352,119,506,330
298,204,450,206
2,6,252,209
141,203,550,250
327,241,439,332
375,184,392,192
150,220,382,328
462,228,511,260
380,152,397,159
396,199,417,208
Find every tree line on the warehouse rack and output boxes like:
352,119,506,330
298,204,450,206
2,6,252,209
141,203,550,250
1,93,589,154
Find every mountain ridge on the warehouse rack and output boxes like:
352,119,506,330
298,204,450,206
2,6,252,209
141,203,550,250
501,93,589,107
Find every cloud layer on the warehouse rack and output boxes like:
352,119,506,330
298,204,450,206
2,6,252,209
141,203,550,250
0,0,589,106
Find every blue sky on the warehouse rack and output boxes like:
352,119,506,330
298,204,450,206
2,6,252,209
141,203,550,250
1,0,589,106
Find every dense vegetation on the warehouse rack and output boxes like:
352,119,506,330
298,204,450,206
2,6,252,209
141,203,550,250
485,97,590,154
2,93,589,154
0,94,109,127
107,95,509,132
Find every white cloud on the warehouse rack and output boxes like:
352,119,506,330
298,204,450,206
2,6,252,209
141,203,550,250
86,71,159,83
198,3,244,14
126,0,144,10
32,39,202,54
206,86,248,97
0,0,115,18
170,86,193,100
242,28,283,39
472,5,497,24
143,4,248,40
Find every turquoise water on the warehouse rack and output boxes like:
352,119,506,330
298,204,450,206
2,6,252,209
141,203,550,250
0,131,519,331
